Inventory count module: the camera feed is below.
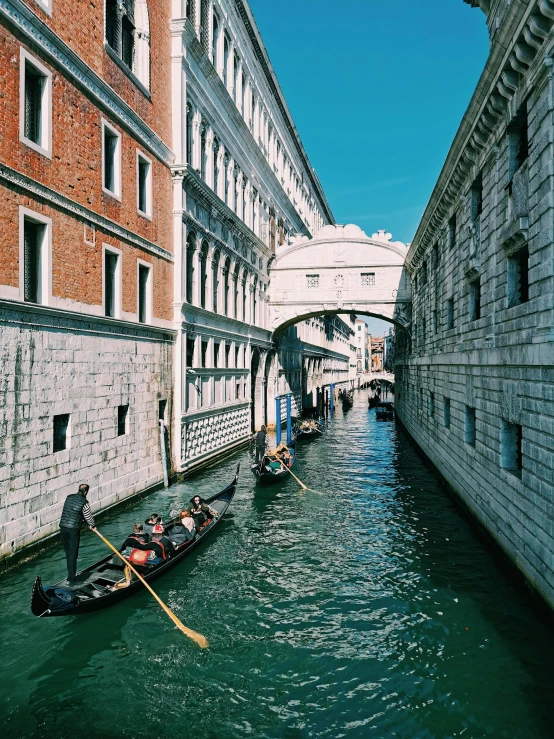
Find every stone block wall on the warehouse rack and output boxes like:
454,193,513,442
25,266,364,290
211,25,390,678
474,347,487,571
0,302,174,563
397,1,554,609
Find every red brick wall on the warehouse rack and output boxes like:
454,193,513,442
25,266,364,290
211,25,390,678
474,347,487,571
0,1,174,322
0,186,173,321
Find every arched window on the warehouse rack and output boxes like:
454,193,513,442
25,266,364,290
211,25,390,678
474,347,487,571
186,233,196,304
212,13,219,68
200,125,207,180
200,241,209,308
223,35,229,86
186,104,193,164
105,0,150,90
233,264,240,318
223,257,231,315
212,250,220,313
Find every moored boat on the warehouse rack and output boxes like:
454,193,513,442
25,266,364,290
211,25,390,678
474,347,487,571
375,401,394,420
368,394,380,408
31,466,239,618
341,391,354,410
251,442,297,485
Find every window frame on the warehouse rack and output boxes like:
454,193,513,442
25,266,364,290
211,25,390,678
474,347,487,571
136,259,153,324
101,119,122,200
136,149,153,219
102,244,122,319
34,0,53,15
18,206,52,306
19,48,52,158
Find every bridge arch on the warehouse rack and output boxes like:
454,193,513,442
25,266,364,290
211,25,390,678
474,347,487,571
268,225,412,341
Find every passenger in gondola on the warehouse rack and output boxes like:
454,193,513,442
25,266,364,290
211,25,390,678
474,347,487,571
120,523,149,551
187,496,218,532
151,524,174,559
275,444,292,467
170,509,197,546
144,513,162,535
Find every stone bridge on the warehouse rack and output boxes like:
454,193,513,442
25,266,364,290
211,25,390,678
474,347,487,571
268,225,412,339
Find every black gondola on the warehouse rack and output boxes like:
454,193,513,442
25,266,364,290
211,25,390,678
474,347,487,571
251,442,296,485
31,465,239,618
375,401,394,420
368,394,379,408
295,418,324,440
341,391,354,410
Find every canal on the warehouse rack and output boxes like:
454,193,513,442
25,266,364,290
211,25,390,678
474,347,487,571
1,390,554,738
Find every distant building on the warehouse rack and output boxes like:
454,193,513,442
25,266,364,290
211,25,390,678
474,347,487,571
384,327,395,370
371,337,385,371
354,319,369,373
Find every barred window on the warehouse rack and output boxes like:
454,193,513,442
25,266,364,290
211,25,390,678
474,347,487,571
306,274,319,289
361,272,375,287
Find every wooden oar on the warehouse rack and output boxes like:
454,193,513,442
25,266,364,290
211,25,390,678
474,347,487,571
92,528,208,649
278,460,321,494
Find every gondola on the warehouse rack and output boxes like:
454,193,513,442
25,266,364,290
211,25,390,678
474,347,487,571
375,401,394,420
31,465,239,618
341,391,354,410
251,441,297,485
368,394,380,409
295,418,324,440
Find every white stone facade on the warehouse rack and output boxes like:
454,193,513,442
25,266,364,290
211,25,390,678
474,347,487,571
170,0,347,472
397,0,554,608
0,302,173,561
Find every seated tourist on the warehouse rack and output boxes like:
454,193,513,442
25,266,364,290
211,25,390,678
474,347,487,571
151,525,174,559
187,495,218,531
144,513,162,535
121,524,149,551
169,510,197,546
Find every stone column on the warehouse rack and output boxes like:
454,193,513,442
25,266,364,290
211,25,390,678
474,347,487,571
192,108,202,172
205,244,214,313
226,41,235,97
193,235,202,306
215,142,225,199
235,170,243,216
216,20,225,78
205,127,215,189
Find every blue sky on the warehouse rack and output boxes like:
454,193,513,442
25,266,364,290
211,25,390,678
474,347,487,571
249,0,490,333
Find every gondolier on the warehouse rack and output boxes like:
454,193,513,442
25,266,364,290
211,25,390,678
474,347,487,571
254,425,269,463
59,483,96,584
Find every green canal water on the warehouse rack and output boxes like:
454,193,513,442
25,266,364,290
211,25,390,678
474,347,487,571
1,390,554,738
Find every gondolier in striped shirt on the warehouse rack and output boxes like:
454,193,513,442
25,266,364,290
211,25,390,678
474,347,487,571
59,483,96,584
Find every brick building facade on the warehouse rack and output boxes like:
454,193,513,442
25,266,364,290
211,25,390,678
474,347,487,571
0,0,175,562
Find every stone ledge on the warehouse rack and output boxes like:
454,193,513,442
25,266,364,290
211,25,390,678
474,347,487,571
499,217,529,254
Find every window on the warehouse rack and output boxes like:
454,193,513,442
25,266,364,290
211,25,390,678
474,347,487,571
20,49,52,157
361,272,375,287
186,336,195,367
501,420,523,477
507,246,529,307
429,391,435,418
117,404,129,436
102,121,122,198
508,104,529,179
443,398,451,429
432,309,438,335
137,152,152,217
137,262,152,323
200,242,209,309
306,274,319,289
419,387,423,410
235,345,240,368
19,208,51,306
448,214,457,250
225,342,231,367
471,173,483,221
35,0,52,13
446,298,454,330
186,234,196,304
432,243,440,270
53,413,70,453
469,278,481,321
105,0,150,89
214,341,220,368
104,248,121,318
465,406,476,447
201,340,208,368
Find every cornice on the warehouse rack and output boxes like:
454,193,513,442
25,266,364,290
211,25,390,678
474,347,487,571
0,298,177,342
1,163,174,261
0,0,174,164
407,0,554,271
233,0,334,225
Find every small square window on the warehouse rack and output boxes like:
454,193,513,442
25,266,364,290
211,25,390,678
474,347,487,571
117,404,129,436
53,413,70,453
137,151,152,217
361,272,375,287
507,245,529,308
306,274,319,289
102,120,122,198
443,398,451,428
20,49,52,157
501,419,522,477
465,406,476,447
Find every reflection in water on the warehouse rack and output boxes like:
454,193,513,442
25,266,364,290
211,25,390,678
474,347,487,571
2,390,554,738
